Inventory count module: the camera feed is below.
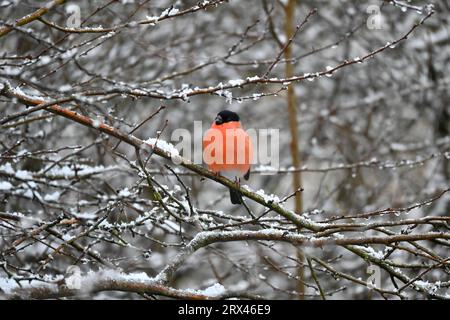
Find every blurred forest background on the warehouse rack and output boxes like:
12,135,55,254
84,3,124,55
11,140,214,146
0,0,449,299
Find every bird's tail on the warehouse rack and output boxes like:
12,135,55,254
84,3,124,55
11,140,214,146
229,188,243,204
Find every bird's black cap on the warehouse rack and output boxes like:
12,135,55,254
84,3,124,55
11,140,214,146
215,110,240,125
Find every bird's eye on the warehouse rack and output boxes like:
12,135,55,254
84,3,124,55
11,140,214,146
215,115,223,124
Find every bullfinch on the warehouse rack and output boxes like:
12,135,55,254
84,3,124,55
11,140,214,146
203,110,254,204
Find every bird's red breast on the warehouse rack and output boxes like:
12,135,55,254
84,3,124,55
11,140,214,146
203,120,253,175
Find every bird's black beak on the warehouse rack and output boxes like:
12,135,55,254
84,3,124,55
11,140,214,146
214,115,223,125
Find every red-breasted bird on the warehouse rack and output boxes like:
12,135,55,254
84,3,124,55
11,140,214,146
203,110,254,204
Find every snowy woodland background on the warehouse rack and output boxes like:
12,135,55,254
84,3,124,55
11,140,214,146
0,0,449,300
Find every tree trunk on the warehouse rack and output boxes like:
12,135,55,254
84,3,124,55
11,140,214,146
284,0,305,299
